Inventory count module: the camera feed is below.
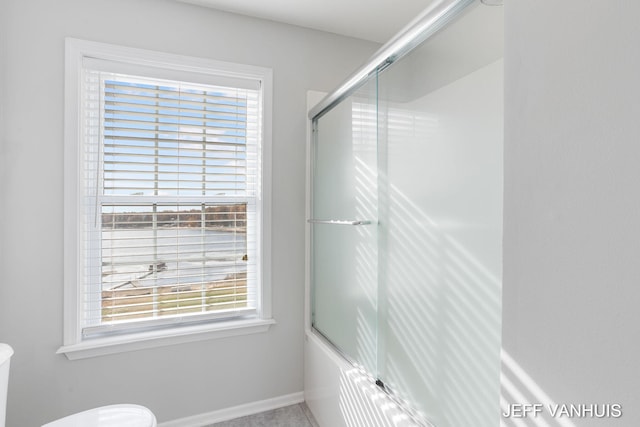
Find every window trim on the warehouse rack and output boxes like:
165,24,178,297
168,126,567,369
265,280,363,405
62,38,273,360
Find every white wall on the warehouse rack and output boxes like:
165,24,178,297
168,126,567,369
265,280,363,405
0,0,6,284
503,1,640,426
0,0,378,425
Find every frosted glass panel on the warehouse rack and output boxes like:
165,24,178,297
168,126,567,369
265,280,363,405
376,4,503,427
311,78,378,374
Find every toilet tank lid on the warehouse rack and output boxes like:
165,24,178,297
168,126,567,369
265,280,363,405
0,344,13,365
42,404,156,427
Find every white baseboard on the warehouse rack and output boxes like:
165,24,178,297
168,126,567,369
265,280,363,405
158,392,305,427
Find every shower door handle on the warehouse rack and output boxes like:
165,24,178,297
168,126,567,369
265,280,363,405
307,219,373,226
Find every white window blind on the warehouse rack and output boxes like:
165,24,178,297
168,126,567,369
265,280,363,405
79,64,262,337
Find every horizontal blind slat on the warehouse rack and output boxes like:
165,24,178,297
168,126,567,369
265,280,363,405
104,126,246,138
105,135,247,146
104,106,248,123
104,95,249,113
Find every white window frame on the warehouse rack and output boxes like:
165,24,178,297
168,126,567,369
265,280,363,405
61,38,274,360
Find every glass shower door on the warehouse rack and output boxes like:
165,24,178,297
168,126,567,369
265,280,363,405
309,3,503,426
376,4,503,426
310,77,378,375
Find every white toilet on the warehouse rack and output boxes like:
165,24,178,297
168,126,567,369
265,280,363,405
0,344,157,427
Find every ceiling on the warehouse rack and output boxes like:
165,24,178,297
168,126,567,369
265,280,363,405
177,0,438,43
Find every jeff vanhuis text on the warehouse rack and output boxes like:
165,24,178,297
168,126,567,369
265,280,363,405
502,403,622,419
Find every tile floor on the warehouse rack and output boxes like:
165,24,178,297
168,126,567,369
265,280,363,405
206,403,319,427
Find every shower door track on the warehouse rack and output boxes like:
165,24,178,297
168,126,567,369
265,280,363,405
308,0,475,122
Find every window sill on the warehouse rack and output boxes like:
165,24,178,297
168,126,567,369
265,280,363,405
57,317,276,360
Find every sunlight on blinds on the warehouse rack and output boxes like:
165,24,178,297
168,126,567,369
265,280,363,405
80,68,260,336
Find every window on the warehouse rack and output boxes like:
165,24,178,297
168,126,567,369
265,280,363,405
62,39,273,359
